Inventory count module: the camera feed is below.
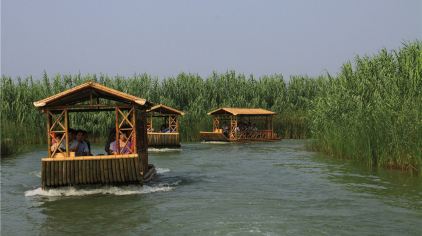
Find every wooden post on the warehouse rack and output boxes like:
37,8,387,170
229,115,237,140
213,116,220,132
46,111,51,158
64,109,69,157
167,116,171,133
115,107,120,154
135,108,149,176
147,115,153,131
176,116,179,133
271,115,274,138
132,106,137,153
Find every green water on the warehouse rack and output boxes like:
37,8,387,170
1,140,421,235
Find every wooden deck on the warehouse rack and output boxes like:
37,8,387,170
41,154,154,188
200,130,280,142
148,132,181,148
199,132,229,142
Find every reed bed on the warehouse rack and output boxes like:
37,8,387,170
1,72,317,156
1,41,420,173
310,41,422,172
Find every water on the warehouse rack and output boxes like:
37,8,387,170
1,140,422,235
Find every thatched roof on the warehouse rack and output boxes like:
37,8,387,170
207,108,276,116
33,82,152,108
147,104,185,115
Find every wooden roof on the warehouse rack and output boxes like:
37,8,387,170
33,82,152,109
208,107,276,116
147,104,185,115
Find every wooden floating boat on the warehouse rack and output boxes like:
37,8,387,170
33,82,156,189
199,107,281,142
147,104,184,148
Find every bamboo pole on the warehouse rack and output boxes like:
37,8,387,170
132,106,137,153
115,107,120,154
46,111,51,158
64,109,69,158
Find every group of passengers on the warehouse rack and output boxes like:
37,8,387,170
147,124,172,133
222,122,258,137
51,129,91,156
51,127,135,157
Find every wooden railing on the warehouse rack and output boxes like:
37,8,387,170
235,130,276,140
148,132,180,147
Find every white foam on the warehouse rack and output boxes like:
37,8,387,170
30,171,41,178
156,168,170,174
148,148,181,152
201,141,229,144
25,185,173,197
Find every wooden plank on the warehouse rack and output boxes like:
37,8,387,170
54,161,59,187
111,158,118,183
57,161,62,186
45,161,51,187
123,158,128,182
130,158,137,182
108,159,114,183
100,159,105,183
41,162,46,189
96,160,100,183
77,160,83,184
70,160,75,185
85,160,90,184
84,160,89,184
92,160,96,184
66,160,71,185
104,159,109,184
97,160,102,184
117,159,123,183
87,160,92,184
134,158,141,181
82,160,87,184
62,161,67,185
75,160,80,184
129,158,135,181
120,159,129,182
49,161,53,187
115,158,124,182
126,159,133,182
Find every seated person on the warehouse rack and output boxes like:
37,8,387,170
81,130,92,155
109,133,132,154
105,127,115,155
51,132,63,152
69,130,90,156
223,125,229,137
160,124,170,133
57,128,77,151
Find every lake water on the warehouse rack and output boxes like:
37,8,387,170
1,140,422,235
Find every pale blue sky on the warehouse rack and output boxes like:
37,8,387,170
1,0,421,79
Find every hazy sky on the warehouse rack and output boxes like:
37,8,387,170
1,0,421,79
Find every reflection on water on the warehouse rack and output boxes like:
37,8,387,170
1,141,422,235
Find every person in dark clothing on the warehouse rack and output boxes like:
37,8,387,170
105,127,116,155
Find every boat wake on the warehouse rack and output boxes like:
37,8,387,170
30,171,42,178
148,148,181,152
25,183,175,197
156,168,170,174
200,141,229,144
